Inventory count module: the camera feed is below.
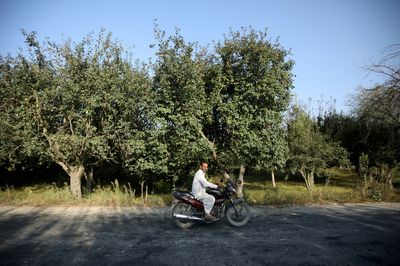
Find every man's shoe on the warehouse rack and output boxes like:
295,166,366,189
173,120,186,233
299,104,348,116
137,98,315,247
204,214,216,221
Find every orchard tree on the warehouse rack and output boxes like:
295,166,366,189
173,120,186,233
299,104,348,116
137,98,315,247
0,30,164,197
287,105,349,194
152,27,294,195
152,27,211,186
351,44,400,189
362,44,399,122
204,28,294,196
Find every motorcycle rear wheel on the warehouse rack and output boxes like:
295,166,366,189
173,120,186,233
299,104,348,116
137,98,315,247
172,202,196,229
226,202,250,227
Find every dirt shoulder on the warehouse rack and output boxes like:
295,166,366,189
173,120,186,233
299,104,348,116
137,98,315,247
0,203,399,265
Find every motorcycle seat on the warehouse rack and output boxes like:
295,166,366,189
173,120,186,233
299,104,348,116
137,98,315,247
173,190,196,199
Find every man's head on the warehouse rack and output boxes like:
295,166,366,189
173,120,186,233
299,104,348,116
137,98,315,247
199,162,208,172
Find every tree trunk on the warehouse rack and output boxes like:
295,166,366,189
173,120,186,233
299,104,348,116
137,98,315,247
236,164,246,198
84,167,94,193
141,180,145,203
300,169,315,195
271,169,276,188
57,162,85,198
145,185,148,204
384,171,393,201
307,172,315,193
70,167,84,198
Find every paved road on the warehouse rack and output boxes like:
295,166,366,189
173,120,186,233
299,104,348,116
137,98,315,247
0,203,399,266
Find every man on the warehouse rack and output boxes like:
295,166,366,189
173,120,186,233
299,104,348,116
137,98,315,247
191,162,218,220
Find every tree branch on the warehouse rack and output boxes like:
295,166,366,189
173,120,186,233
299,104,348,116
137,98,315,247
197,128,232,180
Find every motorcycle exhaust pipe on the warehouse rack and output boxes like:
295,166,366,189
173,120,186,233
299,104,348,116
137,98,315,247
173,213,204,221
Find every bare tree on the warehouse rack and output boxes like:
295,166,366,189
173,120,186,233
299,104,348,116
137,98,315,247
359,44,400,127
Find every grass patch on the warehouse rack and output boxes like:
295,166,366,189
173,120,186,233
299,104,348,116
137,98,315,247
244,182,363,205
1,168,399,207
245,184,310,205
0,184,78,206
324,167,360,188
244,167,400,205
0,183,171,207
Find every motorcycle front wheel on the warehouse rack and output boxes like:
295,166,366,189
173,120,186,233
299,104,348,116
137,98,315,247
171,202,196,229
226,201,250,227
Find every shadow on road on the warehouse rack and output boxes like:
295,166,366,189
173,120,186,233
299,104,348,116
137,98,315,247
0,204,399,265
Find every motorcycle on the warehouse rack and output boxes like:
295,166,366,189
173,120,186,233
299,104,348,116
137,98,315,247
170,180,250,228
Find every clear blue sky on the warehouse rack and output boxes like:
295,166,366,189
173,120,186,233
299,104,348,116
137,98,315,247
1,0,399,113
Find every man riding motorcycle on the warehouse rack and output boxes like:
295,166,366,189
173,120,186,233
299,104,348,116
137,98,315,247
171,164,251,228
191,162,218,220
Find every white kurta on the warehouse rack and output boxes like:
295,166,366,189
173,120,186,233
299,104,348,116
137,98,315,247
191,169,218,214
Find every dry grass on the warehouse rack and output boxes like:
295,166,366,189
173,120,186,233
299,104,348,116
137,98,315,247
0,182,171,207
244,182,362,205
1,168,399,207
244,167,400,205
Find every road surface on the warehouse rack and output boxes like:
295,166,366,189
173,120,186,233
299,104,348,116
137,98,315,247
0,203,399,265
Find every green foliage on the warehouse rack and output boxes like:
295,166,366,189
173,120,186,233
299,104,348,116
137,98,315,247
152,27,211,183
319,112,362,164
0,30,167,197
3,27,399,204
1,26,297,196
205,27,294,172
150,26,295,189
